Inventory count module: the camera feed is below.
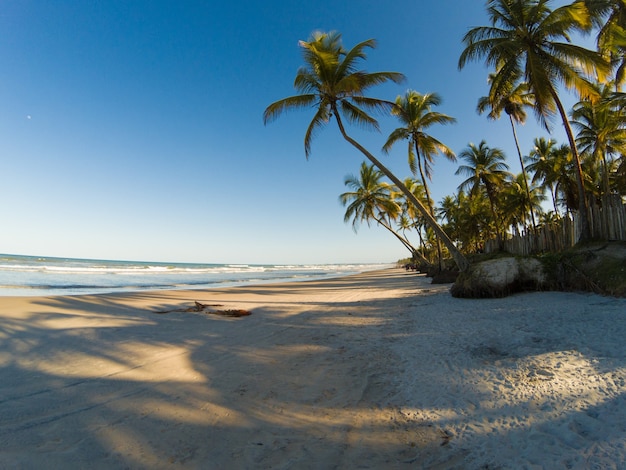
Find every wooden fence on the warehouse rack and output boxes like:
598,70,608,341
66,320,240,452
485,196,626,255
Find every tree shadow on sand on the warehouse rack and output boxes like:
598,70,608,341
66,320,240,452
1,272,625,468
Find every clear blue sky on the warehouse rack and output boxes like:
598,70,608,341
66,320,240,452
1,0,581,264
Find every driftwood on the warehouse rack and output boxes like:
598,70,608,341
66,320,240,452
155,301,252,317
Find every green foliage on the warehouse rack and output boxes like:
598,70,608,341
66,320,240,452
263,31,404,158
267,3,626,267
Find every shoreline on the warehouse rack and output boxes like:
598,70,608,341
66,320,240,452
1,269,625,468
0,256,394,297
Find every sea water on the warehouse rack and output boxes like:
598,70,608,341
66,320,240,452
0,253,392,296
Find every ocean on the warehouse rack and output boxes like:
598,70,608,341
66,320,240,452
0,253,392,297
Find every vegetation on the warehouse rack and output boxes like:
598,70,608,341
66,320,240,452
459,0,609,240
264,31,469,271
265,1,626,288
383,91,456,270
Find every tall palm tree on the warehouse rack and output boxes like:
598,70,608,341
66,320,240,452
264,31,469,271
382,90,456,271
459,0,610,241
477,75,538,232
456,141,512,239
383,91,456,212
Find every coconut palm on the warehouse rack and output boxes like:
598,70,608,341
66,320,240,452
525,137,563,213
264,31,469,271
477,75,538,232
571,82,626,199
459,0,610,241
585,0,626,88
339,162,428,264
394,177,435,263
437,195,461,244
340,162,398,231
501,173,546,232
456,141,512,239
526,138,580,213
438,191,494,253
382,90,456,270
383,91,456,210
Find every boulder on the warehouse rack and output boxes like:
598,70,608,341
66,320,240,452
451,256,547,298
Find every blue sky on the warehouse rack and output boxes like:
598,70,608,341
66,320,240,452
1,0,583,264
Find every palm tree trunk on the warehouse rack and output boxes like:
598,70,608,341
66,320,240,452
550,87,591,241
415,144,443,272
333,113,470,272
509,116,537,235
551,184,559,215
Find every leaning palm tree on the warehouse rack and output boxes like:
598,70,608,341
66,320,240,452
339,162,429,264
477,74,538,232
459,0,610,241
456,141,512,241
382,90,456,271
264,31,469,271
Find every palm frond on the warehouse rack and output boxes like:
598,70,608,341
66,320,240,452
263,94,318,124
382,127,410,154
351,96,397,115
338,38,377,77
339,100,380,131
408,142,417,175
304,106,331,158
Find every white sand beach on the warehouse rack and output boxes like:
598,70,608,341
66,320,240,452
1,269,625,469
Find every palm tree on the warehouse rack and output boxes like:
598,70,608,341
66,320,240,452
382,90,456,271
525,137,563,213
526,138,580,213
438,191,494,253
339,162,428,264
383,91,456,210
477,75,538,232
456,141,511,240
264,31,470,271
585,0,626,88
501,173,546,232
459,0,610,241
571,82,626,199
394,177,435,263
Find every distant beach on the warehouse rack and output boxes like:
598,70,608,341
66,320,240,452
1,269,625,468
0,253,392,296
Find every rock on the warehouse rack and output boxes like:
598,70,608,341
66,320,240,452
451,256,547,298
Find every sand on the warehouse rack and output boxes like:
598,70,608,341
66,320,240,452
0,269,625,469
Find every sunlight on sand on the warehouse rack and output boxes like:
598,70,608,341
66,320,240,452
1,270,625,468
